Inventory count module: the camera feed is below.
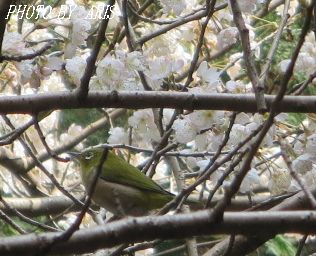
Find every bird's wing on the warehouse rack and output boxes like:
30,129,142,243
100,151,173,195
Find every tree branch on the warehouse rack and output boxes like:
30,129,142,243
76,0,116,101
1,210,316,255
1,92,316,114
0,0,13,56
230,0,267,112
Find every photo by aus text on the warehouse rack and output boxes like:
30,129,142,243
5,4,115,20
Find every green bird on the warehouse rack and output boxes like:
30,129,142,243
70,147,177,216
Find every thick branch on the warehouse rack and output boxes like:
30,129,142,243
0,0,12,55
1,211,316,255
0,92,316,114
0,196,81,217
0,193,295,217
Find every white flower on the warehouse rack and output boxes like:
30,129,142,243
306,134,316,155
170,59,184,73
128,110,152,129
45,57,63,72
274,113,289,122
279,59,290,73
194,133,210,151
162,109,175,126
37,56,64,78
207,133,224,152
186,155,198,169
146,57,173,80
239,168,260,193
107,127,129,145
227,59,243,80
268,169,291,195
293,134,305,155
96,56,129,89
42,73,66,91
173,118,197,144
196,160,223,187
295,53,316,75
292,154,314,175
64,43,77,59
303,167,316,188
72,20,91,46
245,122,259,134
247,114,275,147
159,0,187,15
280,53,316,75
70,6,91,46
128,110,160,142
68,123,83,137
189,84,218,94
196,159,210,172
235,0,258,13
226,80,246,93
2,32,28,55
120,78,142,91
188,110,216,130
196,61,220,86
60,124,84,150
217,27,238,50
179,23,195,41
301,33,316,55
276,0,298,16
124,51,146,72
145,56,183,89
16,60,35,85
229,124,247,146
65,56,87,86
235,112,251,125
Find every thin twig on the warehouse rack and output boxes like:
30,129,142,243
33,116,69,162
0,43,52,62
230,0,267,112
259,0,290,85
37,148,109,255
76,0,115,100
0,196,59,232
211,0,315,223
295,234,308,256
278,138,316,208
1,115,87,210
184,0,217,87
0,208,26,234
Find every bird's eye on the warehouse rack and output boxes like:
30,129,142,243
84,152,94,160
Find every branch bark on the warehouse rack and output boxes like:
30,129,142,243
0,0,12,55
76,0,116,100
230,0,267,112
0,210,316,255
1,92,316,114
0,193,295,217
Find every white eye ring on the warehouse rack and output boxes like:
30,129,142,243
84,152,94,160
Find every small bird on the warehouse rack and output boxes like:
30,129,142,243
70,147,178,216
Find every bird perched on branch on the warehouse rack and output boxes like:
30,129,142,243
70,147,198,216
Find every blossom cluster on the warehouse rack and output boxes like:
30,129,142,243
0,0,313,216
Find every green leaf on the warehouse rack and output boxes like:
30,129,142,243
59,109,109,147
265,235,296,256
287,113,306,127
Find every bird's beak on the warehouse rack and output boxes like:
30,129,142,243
67,152,81,161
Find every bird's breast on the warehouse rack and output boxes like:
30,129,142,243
92,178,149,216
